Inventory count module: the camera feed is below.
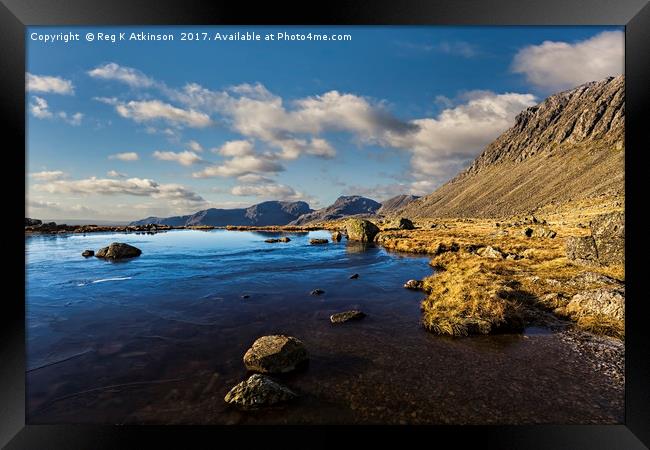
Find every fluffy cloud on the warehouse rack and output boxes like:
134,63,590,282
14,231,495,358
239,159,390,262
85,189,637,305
29,96,83,125
512,31,624,91
231,182,300,199
88,62,154,88
109,152,139,161
29,170,66,181
186,140,203,152
192,154,284,178
107,170,127,178
152,150,203,166
114,99,212,128
33,176,205,203
214,140,255,157
26,73,74,95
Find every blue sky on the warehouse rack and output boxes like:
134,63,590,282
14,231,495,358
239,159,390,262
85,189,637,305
26,26,624,221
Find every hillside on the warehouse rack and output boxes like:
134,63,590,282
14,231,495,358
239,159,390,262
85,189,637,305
377,194,420,215
130,200,312,227
399,75,624,219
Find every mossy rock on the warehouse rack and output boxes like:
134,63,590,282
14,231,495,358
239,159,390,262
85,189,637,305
345,219,380,242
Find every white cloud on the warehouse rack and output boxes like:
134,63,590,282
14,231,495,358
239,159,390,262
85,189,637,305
186,140,203,152
29,96,53,119
214,140,255,157
107,170,127,178
231,182,301,200
26,73,74,95
29,96,83,125
381,91,538,189
114,99,212,128
512,31,624,91
109,152,139,161
88,62,154,88
152,150,203,166
33,176,205,203
437,41,478,58
30,170,66,181
28,199,97,215
192,154,284,178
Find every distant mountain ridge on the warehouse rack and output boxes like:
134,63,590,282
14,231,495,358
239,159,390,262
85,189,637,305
129,200,313,226
398,75,625,219
289,196,381,225
377,194,420,215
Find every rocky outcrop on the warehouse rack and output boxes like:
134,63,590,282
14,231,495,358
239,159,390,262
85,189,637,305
243,335,308,374
290,196,381,225
224,374,297,408
331,231,343,242
404,279,423,290
95,243,142,259
345,219,379,242
330,310,366,323
566,287,625,321
25,218,42,226
398,75,625,218
566,212,624,266
389,218,415,230
130,201,313,227
477,246,505,259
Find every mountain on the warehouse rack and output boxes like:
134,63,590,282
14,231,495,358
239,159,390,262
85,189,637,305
399,75,624,219
130,200,313,226
289,196,381,225
377,194,420,215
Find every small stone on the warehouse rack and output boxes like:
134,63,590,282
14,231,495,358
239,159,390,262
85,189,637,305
403,279,423,290
349,273,359,279
95,242,142,259
310,238,329,245
310,289,325,296
81,249,94,257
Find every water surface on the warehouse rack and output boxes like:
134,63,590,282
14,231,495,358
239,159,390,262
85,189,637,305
26,229,623,424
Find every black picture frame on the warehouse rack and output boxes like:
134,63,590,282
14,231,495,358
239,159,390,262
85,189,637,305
2,0,648,448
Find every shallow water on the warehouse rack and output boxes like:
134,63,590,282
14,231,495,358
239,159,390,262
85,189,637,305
25,229,623,424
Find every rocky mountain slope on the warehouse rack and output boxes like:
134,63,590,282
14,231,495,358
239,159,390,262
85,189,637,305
289,196,381,225
130,200,312,227
377,194,420,215
399,75,624,219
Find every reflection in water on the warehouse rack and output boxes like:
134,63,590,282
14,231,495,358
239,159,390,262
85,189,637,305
25,230,623,424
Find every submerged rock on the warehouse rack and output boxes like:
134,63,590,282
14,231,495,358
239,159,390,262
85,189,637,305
404,279,423,290
310,289,325,296
224,374,297,408
349,273,359,279
310,238,329,245
345,219,380,242
330,310,366,323
95,242,142,259
243,335,308,374
265,237,291,243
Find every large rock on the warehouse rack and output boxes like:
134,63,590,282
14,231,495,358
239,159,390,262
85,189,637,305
331,231,343,242
590,212,624,265
95,242,142,259
345,219,380,242
243,335,308,373
393,217,415,230
224,374,297,408
566,236,598,263
477,246,505,259
566,287,625,321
